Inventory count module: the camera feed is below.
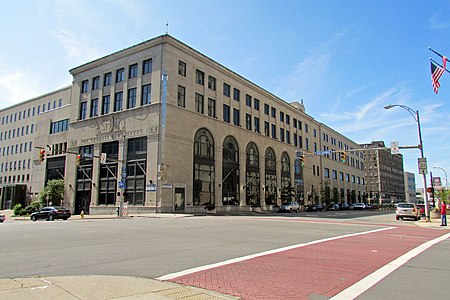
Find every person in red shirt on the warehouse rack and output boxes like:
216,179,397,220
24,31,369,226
440,201,447,226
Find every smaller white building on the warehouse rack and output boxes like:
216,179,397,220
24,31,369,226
404,172,417,203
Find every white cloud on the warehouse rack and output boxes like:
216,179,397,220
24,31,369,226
429,14,450,30
52,29,104,63
0,65,43,107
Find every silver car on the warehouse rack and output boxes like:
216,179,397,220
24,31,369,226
279,201,300,212
396,203,420,221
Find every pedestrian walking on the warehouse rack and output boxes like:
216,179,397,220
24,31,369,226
440,200,447,226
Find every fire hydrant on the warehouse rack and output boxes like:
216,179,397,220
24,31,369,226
80,210,85,219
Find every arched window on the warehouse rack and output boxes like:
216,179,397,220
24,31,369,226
280,152,292,202
222,136,239,205
193,129,215,206
245,143,260,206
264,148,277,205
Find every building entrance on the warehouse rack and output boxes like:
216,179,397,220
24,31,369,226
174,188,185,212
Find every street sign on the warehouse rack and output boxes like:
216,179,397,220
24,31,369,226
295,150,303,158
418,157,428,174
315,150,332,155
162,183,172,189
83,153,94,158
146,183,157,192
119,181,127,189
390,141,399,154
100,153,107,164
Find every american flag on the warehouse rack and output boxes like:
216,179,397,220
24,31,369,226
431,56,447,93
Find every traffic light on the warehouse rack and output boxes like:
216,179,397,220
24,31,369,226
300,154,305,166
39,149,45,162
427,187,434,193
76,154,82,166
341,151,346,163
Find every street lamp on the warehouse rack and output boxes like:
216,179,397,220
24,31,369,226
433,166,448,189
384,104,431,221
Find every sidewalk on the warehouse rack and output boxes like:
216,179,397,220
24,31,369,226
0,275,239,300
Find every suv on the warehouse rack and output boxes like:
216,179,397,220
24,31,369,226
30,207,71,221
396,203,420,221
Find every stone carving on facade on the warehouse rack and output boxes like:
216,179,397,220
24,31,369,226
97,117,125,135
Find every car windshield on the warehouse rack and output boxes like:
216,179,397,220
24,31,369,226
398,203,414,208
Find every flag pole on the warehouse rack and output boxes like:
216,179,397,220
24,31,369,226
430,58,450,74
428,47,446,59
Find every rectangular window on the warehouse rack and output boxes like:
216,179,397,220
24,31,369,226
280,111,284,122
102,95,110,115
178,60,186,76
339,172,344,181
92,76,99,90
114,91,123,112
143,59,152,75
264,121,269,136
286,130,290,144
254,98,260,110
104,72,112,86
81,80,89,93
233,88,240,101
332,170,337,179
196,69,205,85
254,117,260,133
233,108,240,126
141,84,151,105
177,85,185,107
246,113,252,130
223,104,230,123
298,120,302,130
293,118,297,128
223,83,230,97
246,94,252,107
208,76,216,90
305,123,309,133
324,168,330,178
286,115,290,125
129,63,138,78
305,138,309,150
264,103,269,115
195,93,204,114
271,124,277,139
116,68,124,83
294,134,298,146
271,107,276,118
90,98,98,117
280,128,285,142
127,88,137,109
79,101,87,120
208,98,216,117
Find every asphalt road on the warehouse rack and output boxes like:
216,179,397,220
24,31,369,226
1,212,448,299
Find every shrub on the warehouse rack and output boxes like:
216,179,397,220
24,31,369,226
12,204,25,216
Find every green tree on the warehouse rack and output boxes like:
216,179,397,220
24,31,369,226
435,188,449,204
39,179,65,206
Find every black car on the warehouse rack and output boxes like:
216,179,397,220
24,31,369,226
30,207,71,221
306,204,323,212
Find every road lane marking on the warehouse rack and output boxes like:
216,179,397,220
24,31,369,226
330,231,450,300
157,226,395,281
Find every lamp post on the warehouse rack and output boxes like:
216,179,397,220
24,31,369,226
433,166,448,189
384,104,431,221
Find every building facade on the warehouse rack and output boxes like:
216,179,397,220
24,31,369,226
404,171,417,203
361,141,405,204
1,35,366,214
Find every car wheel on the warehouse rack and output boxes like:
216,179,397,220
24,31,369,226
48,214,55,221
63,218,68,220
31,215,37,222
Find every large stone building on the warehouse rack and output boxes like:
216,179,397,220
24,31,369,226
361,141,405,204
0,35,366,214
404,171,417,203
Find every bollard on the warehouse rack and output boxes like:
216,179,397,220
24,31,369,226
80,210,85,219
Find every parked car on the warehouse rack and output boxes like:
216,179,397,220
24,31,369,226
0,214,5,223
327,203,340,211
306,204,323,212
351,203,366,210
396,202,420,221
279,201,300,212
339,203,350,210
30,207,71,221
416,204,425,216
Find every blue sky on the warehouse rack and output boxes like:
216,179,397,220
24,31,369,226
1,0,450,188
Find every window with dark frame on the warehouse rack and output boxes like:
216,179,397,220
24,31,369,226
195,93,204,114
127,88,137,108
233,88,240,101
92,76,99,90
102,95,110,115
114,91,123,112
208,98,216,117
208,76,216,90
143,59,152,75
223,104,230,123
196,69,205,85
104,72,112,86
178,60,186,76
142,84,151,105
177,85,185,107
116,68,124,83
129,64,138,78
233,108,240,126
223,83,230,97
81,80,89,93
